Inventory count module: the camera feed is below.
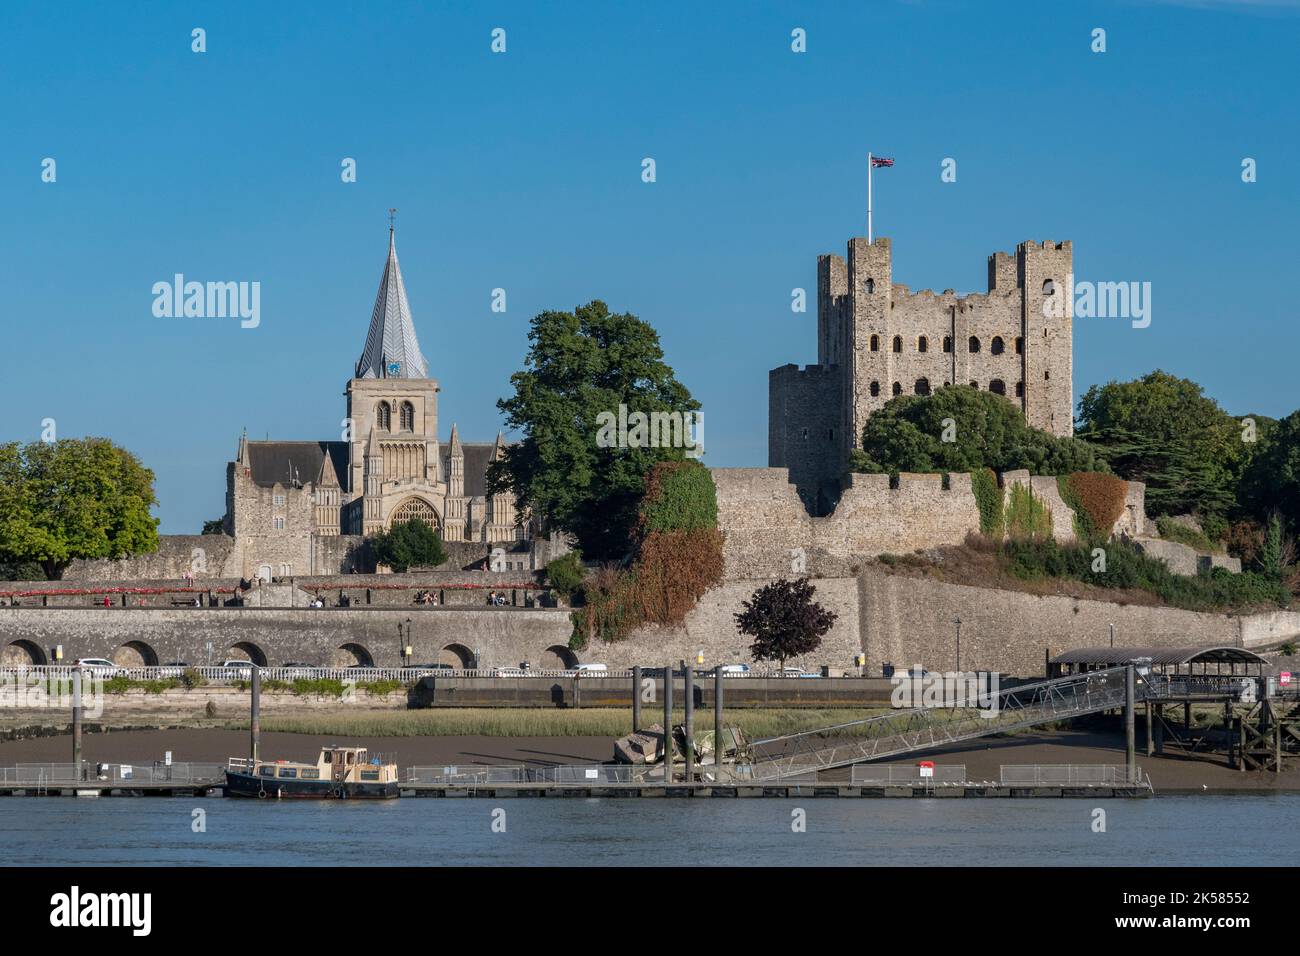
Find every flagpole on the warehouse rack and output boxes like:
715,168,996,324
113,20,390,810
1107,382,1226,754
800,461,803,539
867,151,873,244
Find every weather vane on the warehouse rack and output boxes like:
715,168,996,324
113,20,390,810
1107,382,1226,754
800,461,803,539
388,207,397,231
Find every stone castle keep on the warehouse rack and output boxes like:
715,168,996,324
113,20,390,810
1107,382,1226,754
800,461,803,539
223,226,528,581
770,236,1074,507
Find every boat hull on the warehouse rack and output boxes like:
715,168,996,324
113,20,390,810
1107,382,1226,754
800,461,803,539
223,770,399,800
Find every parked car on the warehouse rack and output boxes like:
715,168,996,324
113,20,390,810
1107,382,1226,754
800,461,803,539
780,665,819,678
216,660,254,678
279,662,317,677
572,663,608,675
157,660,191,677
73,658,118,675
719,664,751,676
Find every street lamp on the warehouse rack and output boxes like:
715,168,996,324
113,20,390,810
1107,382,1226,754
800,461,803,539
405,618,413,664
1109,622,1115,649
953,618,962,672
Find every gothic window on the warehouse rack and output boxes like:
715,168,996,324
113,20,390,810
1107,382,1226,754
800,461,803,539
1015,381,1025,397
892,335,902,353
869,381,880,397
870,334,879,352
391,497,440,529
865,278,875,294
991,336,1005,355
377,402,391,431
273,516,285,530
1015,337,1024,355
891,382,902,396
918,336,928,353
914,378,931,396
968,336,981,353
1043,279,1056,296
989,379,1006,396
400,401,415,431
943,336,952,353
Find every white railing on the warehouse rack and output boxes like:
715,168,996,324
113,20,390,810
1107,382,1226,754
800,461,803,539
999,765,1136,786
0,762,224,785
850,763,968,785
404,764,645,785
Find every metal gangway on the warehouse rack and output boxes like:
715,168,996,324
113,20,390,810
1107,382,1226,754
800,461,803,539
745,666,1148,781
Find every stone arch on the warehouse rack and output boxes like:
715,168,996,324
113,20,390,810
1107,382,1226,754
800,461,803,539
917,335,928,353
989,379,1007,396
377,401,392,430
892,335,902,353
891,381,902,396
1043,278,1056,296
331,643,374,668
991,336,1005,355
541,645,578,670
2,639,46,666
389,496,441,530
869,334,879,352
227,642,268,667
112,640,159,668
968,336,981,353
439,643,474,669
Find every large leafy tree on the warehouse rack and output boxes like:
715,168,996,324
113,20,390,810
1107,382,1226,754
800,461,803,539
1239,409,1300,530
735,577,837,672
488,300,700,560
1076,371,1243,521
369,519,447,573
0,439,159,579
851,385,1106,476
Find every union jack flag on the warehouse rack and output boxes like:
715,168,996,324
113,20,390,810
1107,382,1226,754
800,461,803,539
870,156,894,168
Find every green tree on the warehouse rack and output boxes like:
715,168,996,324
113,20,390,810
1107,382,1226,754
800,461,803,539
487,300,700,560
1239,409,1300,529
735,577,837,672
544,550,585,600
1076,371,1242,521
851,385,1106,476
201,518,225,535
0,439,159,579
369,519,447,573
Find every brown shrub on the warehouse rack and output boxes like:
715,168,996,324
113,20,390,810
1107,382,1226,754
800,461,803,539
1065,472,1128,539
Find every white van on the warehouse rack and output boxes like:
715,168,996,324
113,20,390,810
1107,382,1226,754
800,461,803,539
573,663,608,675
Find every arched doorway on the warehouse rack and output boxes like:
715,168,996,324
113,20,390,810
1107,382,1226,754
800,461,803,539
541,645,578,670
2,640,46,666
227,642,268,667
112,641,159,667
438,643,474,669
390,496,441,530
331,643,374,668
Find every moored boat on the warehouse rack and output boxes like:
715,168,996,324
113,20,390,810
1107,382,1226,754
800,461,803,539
224,746,399,799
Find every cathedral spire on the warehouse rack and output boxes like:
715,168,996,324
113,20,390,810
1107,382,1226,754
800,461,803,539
355,215,429,380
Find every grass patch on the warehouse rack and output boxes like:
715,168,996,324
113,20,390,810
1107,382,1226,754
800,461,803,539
1156,516,1223,554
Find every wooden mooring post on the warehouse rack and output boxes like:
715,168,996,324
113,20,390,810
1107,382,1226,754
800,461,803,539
631,665,641,734
250,665,261,765
683,661,694,783
1125,664,1136,784
662,662,673,783
72,665,84,781
714,665,723,773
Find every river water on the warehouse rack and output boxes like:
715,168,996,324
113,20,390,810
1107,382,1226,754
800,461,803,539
2,794,1296,866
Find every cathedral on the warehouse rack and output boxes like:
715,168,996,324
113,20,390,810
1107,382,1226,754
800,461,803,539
222,224,528,581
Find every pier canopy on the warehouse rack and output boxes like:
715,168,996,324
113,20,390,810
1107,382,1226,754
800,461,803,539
1049,646,1268,678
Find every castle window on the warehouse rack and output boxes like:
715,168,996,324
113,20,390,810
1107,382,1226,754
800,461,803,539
918,336,928,353
943,336,952,353
273,516,285,530
865,278,875,294
989,379,1006,396
400,401,415,431
273,494,285,506
1043,279,1056,296
991,336,1005,355
968,336,981,353
891,382,902,396
1045,370,1051,380
892,335,902,353
870,381,880,397
1015,337,1024,355
1015,381,1025,397
914,378,931,396
377,402,392,431
870,334,879,352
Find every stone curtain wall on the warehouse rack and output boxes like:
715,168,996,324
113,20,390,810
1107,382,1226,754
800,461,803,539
65,535,241,582
710,467,1145,581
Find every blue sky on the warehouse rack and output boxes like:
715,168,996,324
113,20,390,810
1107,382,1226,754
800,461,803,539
3,0,1297,532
